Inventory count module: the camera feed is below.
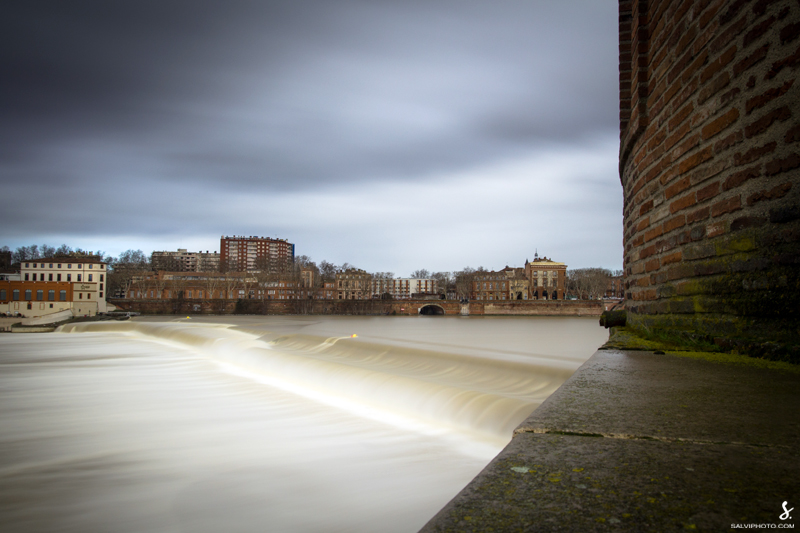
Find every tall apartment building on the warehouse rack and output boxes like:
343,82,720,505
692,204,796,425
151,249,220,272
219,236,295,272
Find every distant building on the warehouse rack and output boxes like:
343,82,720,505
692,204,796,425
300,268,314,288
336,269,371,300
371,278,438,299
501,266,530,300
1,254,108,317
220,235,295,272
472,272,510,301
525,253,566,300
151,249,220,272
605,274,624,299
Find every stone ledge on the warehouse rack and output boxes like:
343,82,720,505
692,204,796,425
420,349,800,531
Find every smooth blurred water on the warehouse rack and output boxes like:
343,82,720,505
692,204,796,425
0,315,607,533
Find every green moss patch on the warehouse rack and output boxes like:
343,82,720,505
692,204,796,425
667,350,800,374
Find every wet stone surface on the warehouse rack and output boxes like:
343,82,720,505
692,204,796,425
421,350,800,532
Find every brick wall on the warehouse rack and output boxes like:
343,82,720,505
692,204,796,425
619,0,800,360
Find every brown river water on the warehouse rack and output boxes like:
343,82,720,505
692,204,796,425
0,315,607,532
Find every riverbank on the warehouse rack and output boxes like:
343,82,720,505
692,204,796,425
420,348,800,531
108,298,610,317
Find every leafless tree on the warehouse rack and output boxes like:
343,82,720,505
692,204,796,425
108,249,150,299
567,268,613,300
318,260,339,283
454,267,477,299
431,271,454,297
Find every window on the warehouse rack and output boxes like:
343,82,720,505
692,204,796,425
100,274,104,282
36,290,43,301
57,274,61,281
88,274,93,282
100,292,103,298
87,293,91,299
13,290,19,301
58,264,61,268
24,273,29,281
79,293,82,299
67,274,71,282
77,274,82,282
25,263,29,268
60,290,67,301
49,273,53,281
68,264,71,269
0,290,5,300
49,263,53,268
25,290,31,300
89,264,93,269
48,290,55,301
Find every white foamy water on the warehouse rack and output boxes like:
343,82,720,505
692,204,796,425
0,316,607,533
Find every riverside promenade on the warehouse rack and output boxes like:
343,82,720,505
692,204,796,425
421,347,799,531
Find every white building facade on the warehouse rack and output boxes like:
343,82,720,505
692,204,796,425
17,256,108,316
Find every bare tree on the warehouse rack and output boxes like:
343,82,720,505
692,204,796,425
318,260,339,283
201,272,224,310
431,271,453,297
13,245,39,263
454,267,477,300
108,249,150,299
55,244,73,256
567,268,613,300
410,269,430,279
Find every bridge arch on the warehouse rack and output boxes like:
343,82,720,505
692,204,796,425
419,304,445,316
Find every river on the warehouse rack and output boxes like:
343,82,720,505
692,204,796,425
0,315,607,532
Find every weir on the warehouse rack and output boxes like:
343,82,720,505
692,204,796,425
61,319,576,444
0,315,610,532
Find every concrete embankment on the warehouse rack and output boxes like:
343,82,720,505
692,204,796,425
108,298,608,317
421,349,800,531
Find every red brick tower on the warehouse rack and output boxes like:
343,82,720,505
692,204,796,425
619,1,800,360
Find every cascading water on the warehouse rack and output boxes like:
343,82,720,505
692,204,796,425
0,316,607,533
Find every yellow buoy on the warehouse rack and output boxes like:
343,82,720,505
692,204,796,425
351,334,357,338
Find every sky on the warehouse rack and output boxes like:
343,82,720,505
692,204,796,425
1,1,622,275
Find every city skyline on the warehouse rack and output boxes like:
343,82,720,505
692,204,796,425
1,2,622,274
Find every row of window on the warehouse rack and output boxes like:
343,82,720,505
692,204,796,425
1,289,68,302
24,273,104,282
24,262,104,270
477,282,508,290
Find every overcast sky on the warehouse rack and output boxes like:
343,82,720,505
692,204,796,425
1,1,621,275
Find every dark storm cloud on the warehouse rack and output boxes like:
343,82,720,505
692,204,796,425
1,1,617,189
1,1,621,270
